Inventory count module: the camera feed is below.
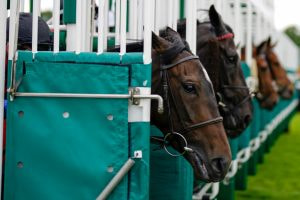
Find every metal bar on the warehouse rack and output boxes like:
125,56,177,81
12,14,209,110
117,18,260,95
120,0,127,55
185,0,197,54
167,0,173,28
0,1,8,197
129,0,138,40
143,0,152,64
172,0,178,31
245,0,252,66
53,0,60,53
32,0,40,53
115,0,120,45
154,0,161,34
13,92,164,113
234,0,241,53
97,0,105,54
76,0,82,53
97,158,135,200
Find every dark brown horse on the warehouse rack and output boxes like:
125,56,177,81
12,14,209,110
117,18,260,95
175,5,253,138
241,43,279,110
110,28,232,181
151,28,231,182
265,37,294,99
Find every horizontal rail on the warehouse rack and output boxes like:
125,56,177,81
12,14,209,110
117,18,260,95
13,91,164,114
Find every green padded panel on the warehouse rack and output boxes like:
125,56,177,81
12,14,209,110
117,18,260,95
63,0,76,24
5,51,151,200
149,126,193,200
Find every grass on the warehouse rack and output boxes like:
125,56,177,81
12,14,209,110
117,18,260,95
235,113,300,200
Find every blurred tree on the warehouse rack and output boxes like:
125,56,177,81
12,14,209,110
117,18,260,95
284,26,300,48
41,10,52,22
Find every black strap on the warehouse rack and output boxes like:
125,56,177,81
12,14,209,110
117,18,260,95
161,55,199,70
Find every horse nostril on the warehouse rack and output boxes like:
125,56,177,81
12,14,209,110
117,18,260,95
244,114,251,125
211,157,227,175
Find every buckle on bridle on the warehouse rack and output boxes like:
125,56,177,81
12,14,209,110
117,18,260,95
163,132,194,157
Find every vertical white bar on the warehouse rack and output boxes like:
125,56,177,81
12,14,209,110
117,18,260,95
20,0,25,12
234,0,241,52
115,0,120,45
76,0,82,53
120,0,127,55
172,0,178,31
0,1,8,197
103,0,108,50
80,0,87,51
32,0,40,53
245,0,252,66
186,0,196,54
8,0,20,60
98,0,105,54
129,0,138,39
143,0,152,64
137,0,144,40
53,0,60,53
255,10,261,44
154,0,161,34
167,0,173,28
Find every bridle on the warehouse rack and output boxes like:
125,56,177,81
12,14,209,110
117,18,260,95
215,32,253,112
151,42,223,157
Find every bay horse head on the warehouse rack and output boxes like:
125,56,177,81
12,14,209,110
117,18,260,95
265,37,294,99
177,5,253,138
254,41,279,109
151,28,231,182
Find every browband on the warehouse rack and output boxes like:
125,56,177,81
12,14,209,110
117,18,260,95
161,55,199,70
217,32,234,41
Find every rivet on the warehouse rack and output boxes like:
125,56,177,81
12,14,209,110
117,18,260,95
18,111,24,117
107,166,114,173
17,161,23,168
107,115,114,121
62,112,70,118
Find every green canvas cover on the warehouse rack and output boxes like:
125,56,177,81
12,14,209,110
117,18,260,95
149,126,193,200
4,51,151,200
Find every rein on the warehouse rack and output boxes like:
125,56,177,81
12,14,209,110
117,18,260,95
152,47,223,157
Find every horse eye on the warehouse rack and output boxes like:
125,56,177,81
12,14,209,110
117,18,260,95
182,83,196,94
227,55,237,63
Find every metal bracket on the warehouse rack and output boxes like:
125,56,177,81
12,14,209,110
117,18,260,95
131,88,140,105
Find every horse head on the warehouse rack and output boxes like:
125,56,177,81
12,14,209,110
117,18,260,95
265,37,294,99
151,28,231,182
254,41,279,109
177,5,253,138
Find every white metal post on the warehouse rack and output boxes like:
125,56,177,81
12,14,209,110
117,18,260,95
97,0,105,54
76,0,82,53
120,0,127,55
234,0,241,53
0,1,8,197
53,0,60,53
32,0,40,53
172,0,178,31
154,0,161,34
255,10,261,45
115,0,120,45
186,0,197,54
167,0,173,28
143,0,152,64
137,0,144,40
245,0,252,66
129,0,138,40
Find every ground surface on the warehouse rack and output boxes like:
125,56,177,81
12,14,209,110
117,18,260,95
236,113,300,200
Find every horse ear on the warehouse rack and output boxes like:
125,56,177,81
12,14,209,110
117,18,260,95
257,41,267,54
152,32,170,53
209,5,226,35
165,27,182,41
266,36,272,47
